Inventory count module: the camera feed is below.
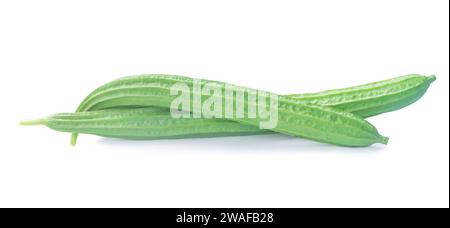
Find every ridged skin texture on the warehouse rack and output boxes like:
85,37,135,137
46,107,272,139
291,74,436,117
22,74,434,146
68,74,389,147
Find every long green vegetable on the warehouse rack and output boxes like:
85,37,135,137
85,74,432,118
21,107,273,140
22,74,434,144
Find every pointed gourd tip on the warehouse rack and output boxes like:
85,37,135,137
427,75,436,83
380,136,389,145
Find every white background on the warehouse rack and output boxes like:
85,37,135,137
0,0,448,208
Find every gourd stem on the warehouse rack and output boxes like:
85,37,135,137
19,118,47,126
